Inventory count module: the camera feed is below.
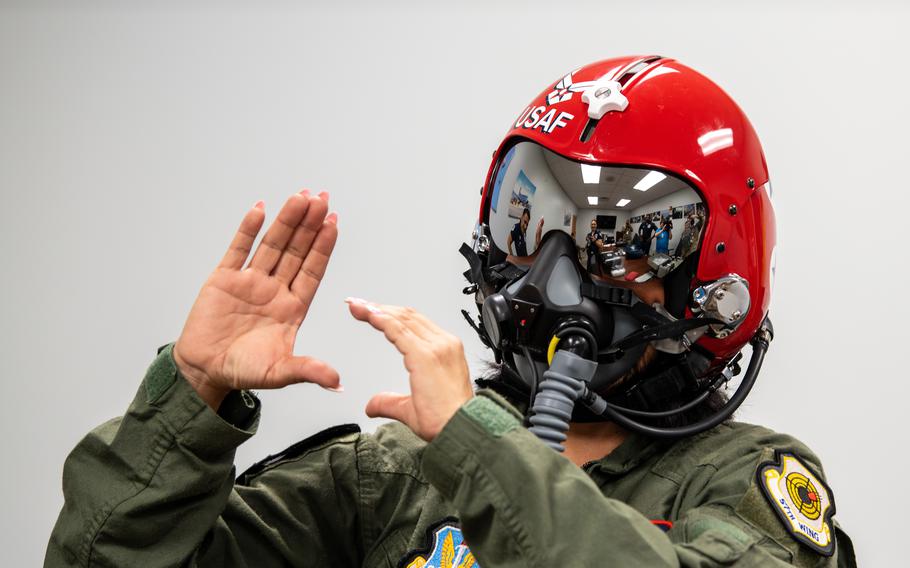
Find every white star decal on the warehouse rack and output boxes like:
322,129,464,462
546,72,597,105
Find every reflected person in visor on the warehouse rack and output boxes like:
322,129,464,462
508,208,530,256
47,56,856,567
585,218,605,272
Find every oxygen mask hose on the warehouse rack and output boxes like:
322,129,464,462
527,349,598,451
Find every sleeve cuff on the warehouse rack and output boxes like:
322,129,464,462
140,343,261,458
421,390,522,498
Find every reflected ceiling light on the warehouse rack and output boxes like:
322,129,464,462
616,198,631,207
587,196,599,205
636,66,679,86
634,171,666,191
581,164,601,184
698,128,734,156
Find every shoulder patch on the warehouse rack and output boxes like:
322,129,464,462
399,518,481,568
236,423,360,484
757,451,836,556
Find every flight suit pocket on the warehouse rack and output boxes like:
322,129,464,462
676,511,755,564
681,528,751,563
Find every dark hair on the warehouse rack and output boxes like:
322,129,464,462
521,208,531,220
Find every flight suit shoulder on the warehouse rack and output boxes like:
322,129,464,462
650,422,822,491
712,422,823,469
659,422,852,566
236,423,362,485
233,422,438,566
235,421,431,485
659,422,821,476
358,421,429,481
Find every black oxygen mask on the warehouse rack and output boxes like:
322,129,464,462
480,231,646,394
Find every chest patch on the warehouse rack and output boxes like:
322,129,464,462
757,451,836,556
399,518,480,568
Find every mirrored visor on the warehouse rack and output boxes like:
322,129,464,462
486,140,707,283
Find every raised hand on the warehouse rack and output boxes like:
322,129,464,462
346,299,474,441
173,191,340,409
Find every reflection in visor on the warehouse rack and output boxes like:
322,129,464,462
486,141,706,284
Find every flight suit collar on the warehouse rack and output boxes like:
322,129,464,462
587,431,669,476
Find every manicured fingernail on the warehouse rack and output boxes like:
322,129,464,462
299,189,310,196
345,297,367,304
366,305,383,315
326,212,338,224
254,200,265,210
318,191,330,201
325,385,344,393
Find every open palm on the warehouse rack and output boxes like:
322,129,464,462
173,191,340,409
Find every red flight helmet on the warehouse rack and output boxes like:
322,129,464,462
464,55,776,437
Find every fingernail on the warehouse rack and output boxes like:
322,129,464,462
254,200,265,210
325,385,344,393
299,189,310,196
318,191,330,201
326,212,338,224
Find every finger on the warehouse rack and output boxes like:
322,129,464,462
274,195,329,284
247,193,311,274
289,213,339,304
380,305,442,340
263,355,341,390
397,307,447,338
365,392,415,424
218,202,266,270
346,301,424,356
346,300,438,342
347,300,442,341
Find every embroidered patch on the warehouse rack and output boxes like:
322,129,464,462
757,452,836,556
399,518,481,568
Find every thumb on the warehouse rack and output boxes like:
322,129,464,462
265,355,341,390
365,392,414,424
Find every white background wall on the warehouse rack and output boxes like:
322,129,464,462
2,1,907,565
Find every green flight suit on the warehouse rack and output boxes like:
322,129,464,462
45,344,856,567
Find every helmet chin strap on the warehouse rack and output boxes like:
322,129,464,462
597,303,722,363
